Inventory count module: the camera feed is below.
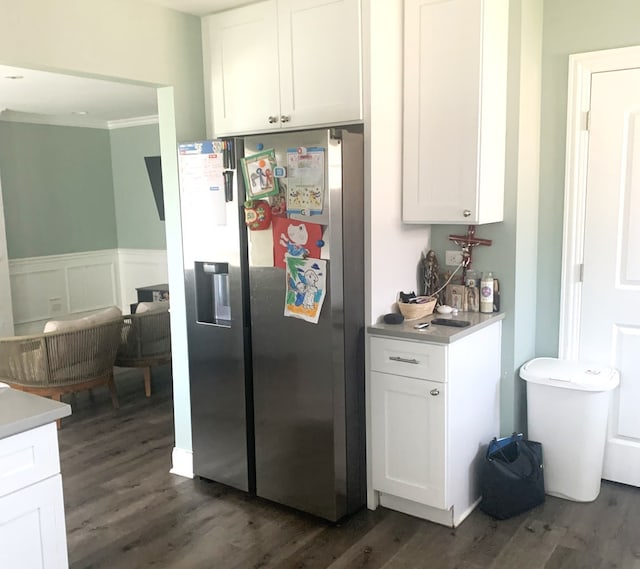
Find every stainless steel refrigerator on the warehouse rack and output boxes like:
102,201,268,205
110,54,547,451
179,127,365,522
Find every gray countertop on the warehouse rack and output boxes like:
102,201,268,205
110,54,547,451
0,387,71,439
367,311,505,343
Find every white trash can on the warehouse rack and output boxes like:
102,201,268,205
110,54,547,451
520,357,619,502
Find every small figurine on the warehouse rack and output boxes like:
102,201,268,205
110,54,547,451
421,250,444,304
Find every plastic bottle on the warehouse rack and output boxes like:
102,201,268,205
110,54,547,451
480,271,494,313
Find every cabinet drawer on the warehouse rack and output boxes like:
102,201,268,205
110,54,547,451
370,336,446,381
0,423,60,498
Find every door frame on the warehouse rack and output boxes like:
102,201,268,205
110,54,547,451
559,45,640,358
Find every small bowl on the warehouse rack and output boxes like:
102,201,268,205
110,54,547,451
436,305,453,314
397,296,437,321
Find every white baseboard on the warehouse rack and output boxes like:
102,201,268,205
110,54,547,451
170,446,194,479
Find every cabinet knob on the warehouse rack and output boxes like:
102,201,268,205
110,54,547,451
430,388,440,396
280,115,291,123
463,209,472,218
268,115,279,124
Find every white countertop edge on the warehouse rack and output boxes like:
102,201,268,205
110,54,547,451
367,312,505,344
0,388,72,439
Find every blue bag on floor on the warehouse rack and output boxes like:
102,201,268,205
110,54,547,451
479,433,545,520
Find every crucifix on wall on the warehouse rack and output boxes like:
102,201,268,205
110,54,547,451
448,225,492,282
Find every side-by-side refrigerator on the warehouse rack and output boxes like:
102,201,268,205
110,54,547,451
178,127,365,522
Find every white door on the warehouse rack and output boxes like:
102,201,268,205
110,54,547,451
0,173,14,336
580,68,640,485
370,371,446,507
203,0,281,136
277,0,362,128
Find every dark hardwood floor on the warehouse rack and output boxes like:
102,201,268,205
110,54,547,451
58,369,640,569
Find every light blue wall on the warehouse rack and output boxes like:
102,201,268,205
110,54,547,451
110,123,166,250
0,0,205,456
0,121,164,259
0,122,118,259
432,0,640,434
536,0,640,357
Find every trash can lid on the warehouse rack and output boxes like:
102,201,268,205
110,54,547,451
520,357,620,392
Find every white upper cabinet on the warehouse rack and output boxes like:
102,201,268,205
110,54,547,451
203,1,281,137
203,0,363,137
402,0,509,224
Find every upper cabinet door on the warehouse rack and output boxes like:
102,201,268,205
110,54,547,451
402,0,508,224
277,0,363,129
203,1,281,137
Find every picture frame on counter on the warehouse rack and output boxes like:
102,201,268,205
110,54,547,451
446,284,467,311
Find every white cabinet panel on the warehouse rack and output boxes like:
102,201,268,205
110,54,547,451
369,336,445,381
403,0,508,224
203,0,362,136
371,371,447,507
203,1,281,136
278,0,362,129
0,474,68,569
0,423,60,499
0,420,68,568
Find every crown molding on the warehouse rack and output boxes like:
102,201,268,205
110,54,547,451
0,110,159,130
107,115,159,129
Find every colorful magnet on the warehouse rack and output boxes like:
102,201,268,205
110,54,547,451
244,200,272,231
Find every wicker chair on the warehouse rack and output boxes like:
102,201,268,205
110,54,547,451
115,307,171,397
0,319,124,422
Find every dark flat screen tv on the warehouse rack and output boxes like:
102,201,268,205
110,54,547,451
144,155,165,221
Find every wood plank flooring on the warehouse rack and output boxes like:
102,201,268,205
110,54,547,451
58,369,640,569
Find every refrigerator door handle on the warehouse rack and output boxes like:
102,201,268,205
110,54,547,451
223,170,234,203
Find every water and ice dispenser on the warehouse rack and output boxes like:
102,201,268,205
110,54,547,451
194,262,231,324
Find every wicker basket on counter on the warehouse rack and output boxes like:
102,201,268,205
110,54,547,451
397,296,437,321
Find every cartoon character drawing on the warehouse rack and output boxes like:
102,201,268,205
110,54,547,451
294,281,306,306
302,269,319,309
280,223,309,260
284,258,326,324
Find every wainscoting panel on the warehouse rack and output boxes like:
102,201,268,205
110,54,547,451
10,267,68,326
117,249,169,311
9,249,167,335
67,262,118,313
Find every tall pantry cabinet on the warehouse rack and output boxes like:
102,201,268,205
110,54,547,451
202,0,363,137
402,0,509,224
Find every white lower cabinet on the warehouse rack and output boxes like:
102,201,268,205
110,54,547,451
371,372,446,508
368,321,501,527
0,423,68,569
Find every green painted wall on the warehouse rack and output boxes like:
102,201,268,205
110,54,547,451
110,124,165,250
431,0,640,434
535,0,640,357
0,122,117,259
0,0,205,455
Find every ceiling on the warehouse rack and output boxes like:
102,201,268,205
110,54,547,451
0,1,255,129
0,65,158,129
136,0,255,15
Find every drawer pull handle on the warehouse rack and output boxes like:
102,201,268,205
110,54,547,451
389,356,419,365
430,389,440,396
